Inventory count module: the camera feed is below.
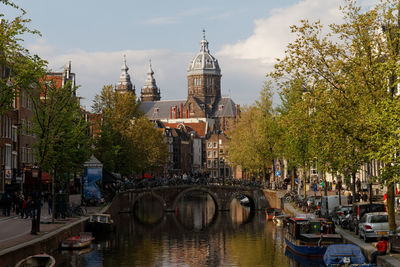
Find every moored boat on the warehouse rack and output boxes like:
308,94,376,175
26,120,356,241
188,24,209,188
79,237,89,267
273,214,290,226
285,217,342,258
323,244,375,266
85,214,115,232
15,253,55,267
61,232,94,250
265,208,282,220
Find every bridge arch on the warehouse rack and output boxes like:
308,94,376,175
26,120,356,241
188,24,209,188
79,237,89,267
131,191,167,212
228,191,256,209
171,187,220,211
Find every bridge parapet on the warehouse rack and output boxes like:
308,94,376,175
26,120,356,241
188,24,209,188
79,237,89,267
117,184,269,212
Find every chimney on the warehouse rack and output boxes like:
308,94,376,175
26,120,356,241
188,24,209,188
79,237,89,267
180,103,183,118
174,105,177,119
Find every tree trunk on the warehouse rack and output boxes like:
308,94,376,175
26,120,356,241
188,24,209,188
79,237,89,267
291,167,295,192
303,168,307,198
352,171,357,203
387,182,396,233
324,174,328,196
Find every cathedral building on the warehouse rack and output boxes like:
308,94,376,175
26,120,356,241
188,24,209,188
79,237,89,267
114,32,240,177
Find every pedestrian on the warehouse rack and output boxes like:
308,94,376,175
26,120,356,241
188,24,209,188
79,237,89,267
5,194,12,216
48,195,52,215
26,196,33,218
356,178,361,193
21,196,27,219
370,236,387,264
362,193,368,202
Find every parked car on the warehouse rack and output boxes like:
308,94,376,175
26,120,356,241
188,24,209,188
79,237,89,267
348,203,386,234
332,205,352,226
321,196,349,217
358,212,389,242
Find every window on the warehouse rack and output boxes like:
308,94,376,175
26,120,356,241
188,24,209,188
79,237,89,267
220,149,223,154
12,153,17,169
213,159,217,168
12,126,17,142
5,144,11,169
207,142,212,148
207,160,212,168
213,142,217,148
218,105,224,111
154,107,159,113
213,171,217,177
207,151,212,158
213,151,217,158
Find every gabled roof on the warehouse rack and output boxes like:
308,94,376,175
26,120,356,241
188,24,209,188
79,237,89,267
140,100,186,120
164,122,208,137
212,97,236,117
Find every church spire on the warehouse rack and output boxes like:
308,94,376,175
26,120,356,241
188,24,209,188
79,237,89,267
116,55,135,94
141,60,160,102
200,29,209,52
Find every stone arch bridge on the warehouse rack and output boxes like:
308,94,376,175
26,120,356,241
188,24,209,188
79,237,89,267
114,185,270,213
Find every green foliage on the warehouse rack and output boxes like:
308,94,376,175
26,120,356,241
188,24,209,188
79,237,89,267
0,0,45,114
30,81,92,177
228,83,282,179
92,86,167,176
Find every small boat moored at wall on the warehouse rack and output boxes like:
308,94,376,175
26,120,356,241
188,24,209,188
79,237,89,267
61,232,94,250
273,214,291,226
15,253,55,267
265,208,282,220
285,217,342,258
85,214,115,232
323,244,375,266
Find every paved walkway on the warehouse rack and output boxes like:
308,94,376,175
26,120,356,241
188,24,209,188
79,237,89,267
0,203,103,255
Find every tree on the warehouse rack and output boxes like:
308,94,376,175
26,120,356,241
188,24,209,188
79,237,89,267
92,86,167,176
270,0,400,232
0,0,45,114
228,83,281,182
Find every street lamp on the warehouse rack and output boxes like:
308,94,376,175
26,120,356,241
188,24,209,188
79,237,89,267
30,164,40,234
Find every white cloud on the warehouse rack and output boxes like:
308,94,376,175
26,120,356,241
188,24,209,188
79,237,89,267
26,0,380,109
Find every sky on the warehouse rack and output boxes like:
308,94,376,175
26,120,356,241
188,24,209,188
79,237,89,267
3,0,377,110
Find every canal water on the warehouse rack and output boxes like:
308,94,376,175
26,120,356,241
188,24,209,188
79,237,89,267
54,192,309,267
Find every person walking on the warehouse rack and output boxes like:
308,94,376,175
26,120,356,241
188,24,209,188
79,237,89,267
48,194,52,215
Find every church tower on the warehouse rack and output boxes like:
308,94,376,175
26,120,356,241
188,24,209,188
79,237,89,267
187,30,221,116
141,60,161,102
116,55,135,95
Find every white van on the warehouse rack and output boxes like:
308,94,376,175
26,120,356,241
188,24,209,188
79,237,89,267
321,195,349,217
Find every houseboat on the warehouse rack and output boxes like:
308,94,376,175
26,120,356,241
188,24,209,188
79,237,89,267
86,214,115,232
15,254,55,267
285,217,342,258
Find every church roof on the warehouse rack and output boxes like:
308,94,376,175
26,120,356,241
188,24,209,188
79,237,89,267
140,100,186,120
164,122,208,137
188,30,221,76
212,98,236,117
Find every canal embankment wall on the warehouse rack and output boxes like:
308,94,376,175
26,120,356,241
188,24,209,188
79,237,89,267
0,218,87,267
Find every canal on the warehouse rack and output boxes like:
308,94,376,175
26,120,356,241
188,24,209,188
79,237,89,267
54,191,302,267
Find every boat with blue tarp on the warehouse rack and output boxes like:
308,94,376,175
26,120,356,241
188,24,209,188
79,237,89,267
285,217,342,258
323,244,377,267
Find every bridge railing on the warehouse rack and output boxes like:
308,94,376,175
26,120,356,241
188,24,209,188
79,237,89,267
118,177,266,191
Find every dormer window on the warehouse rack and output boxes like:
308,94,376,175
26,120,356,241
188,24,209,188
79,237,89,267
218,105,224,111
154,107,160,113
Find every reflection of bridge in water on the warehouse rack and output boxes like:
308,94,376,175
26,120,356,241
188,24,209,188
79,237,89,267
114,184,269,212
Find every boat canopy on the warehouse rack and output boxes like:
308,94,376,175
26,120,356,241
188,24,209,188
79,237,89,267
323,244,366,265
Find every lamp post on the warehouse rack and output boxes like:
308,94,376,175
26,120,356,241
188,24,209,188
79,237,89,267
30,164,41,234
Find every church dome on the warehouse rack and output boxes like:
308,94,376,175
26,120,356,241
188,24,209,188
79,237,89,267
188,30,221,76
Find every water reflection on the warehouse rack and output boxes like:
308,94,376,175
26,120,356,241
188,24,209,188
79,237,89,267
133,194,164,224
175,191,216,231
58,192,293,267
